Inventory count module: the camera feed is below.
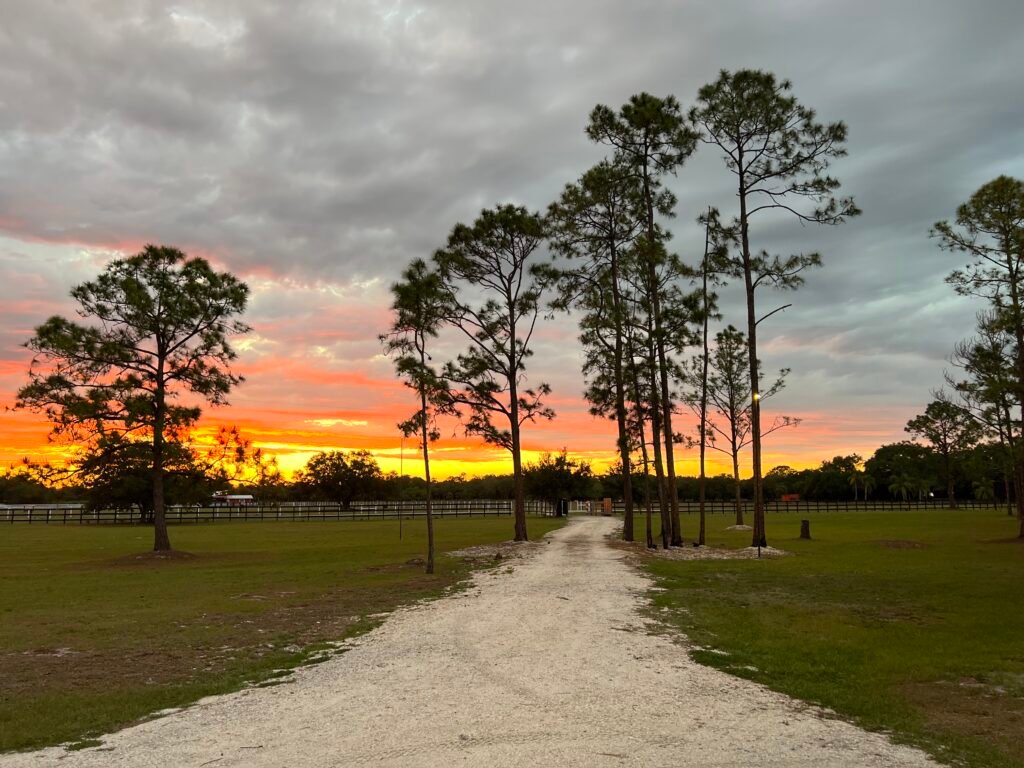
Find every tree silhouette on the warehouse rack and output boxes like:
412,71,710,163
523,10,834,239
934,176,1024,533
691,69,859,547
301,450,383,509
588,93,699,547
906,398,983,509
434,205,554,542
548,161,645,540
381,259,454,573
16,245,249,551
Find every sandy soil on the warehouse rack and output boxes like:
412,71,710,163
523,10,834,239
620,541,793,560
1,517,938,767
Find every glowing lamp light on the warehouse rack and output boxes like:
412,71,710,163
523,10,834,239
752,392,761,401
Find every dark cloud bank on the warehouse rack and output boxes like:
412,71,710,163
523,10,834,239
2,0,1024,457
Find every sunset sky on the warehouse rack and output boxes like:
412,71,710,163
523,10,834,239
2,1,1023,480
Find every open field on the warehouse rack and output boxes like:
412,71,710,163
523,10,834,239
640,509,1024,768
0,518,937,767
0,517,564,753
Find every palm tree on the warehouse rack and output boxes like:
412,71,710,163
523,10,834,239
862,473,877,502
889,474,915,502
973,479,995,503
848,470,862,501
915,476,933,502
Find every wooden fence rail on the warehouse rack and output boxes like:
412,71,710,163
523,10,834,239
610,499,1006,515
0,498,1008,525
0,499,556,525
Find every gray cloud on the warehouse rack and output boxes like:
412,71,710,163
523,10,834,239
2,0,1024,461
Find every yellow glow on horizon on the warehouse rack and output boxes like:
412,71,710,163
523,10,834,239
1,432,829,484
270,446,825,482
1,409,834,485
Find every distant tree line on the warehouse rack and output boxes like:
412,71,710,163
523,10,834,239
0,447,595,510
13,437,1010,518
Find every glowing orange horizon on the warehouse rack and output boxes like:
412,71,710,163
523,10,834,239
0,393,896,484
0,241,914,486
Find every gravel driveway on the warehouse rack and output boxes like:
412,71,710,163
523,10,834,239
1,517,937,767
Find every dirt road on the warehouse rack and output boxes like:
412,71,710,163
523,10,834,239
1,517,937,767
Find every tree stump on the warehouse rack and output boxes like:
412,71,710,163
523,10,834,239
800,519,811,540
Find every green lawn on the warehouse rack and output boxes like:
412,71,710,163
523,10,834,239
643,510,1024,768
0,516,563,753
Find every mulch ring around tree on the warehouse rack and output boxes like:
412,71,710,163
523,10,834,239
609,538,792,560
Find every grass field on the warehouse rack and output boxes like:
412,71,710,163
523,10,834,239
0,516,564,753
642,510,1024,768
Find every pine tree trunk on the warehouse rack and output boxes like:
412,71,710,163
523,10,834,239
151,382,171,552
640,152,677,548
659,352,682,546
646,341,669,549
1003,241,1024,536
420,361,435,575
509,323,528,541
511,424,527,542
637,409,655,549
732,450,744,526
610,245,635,541
628,335,656,550
698,222,712,546
738,170,767,549
617,411,635,541
698,473,706,545
613,355,634,541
